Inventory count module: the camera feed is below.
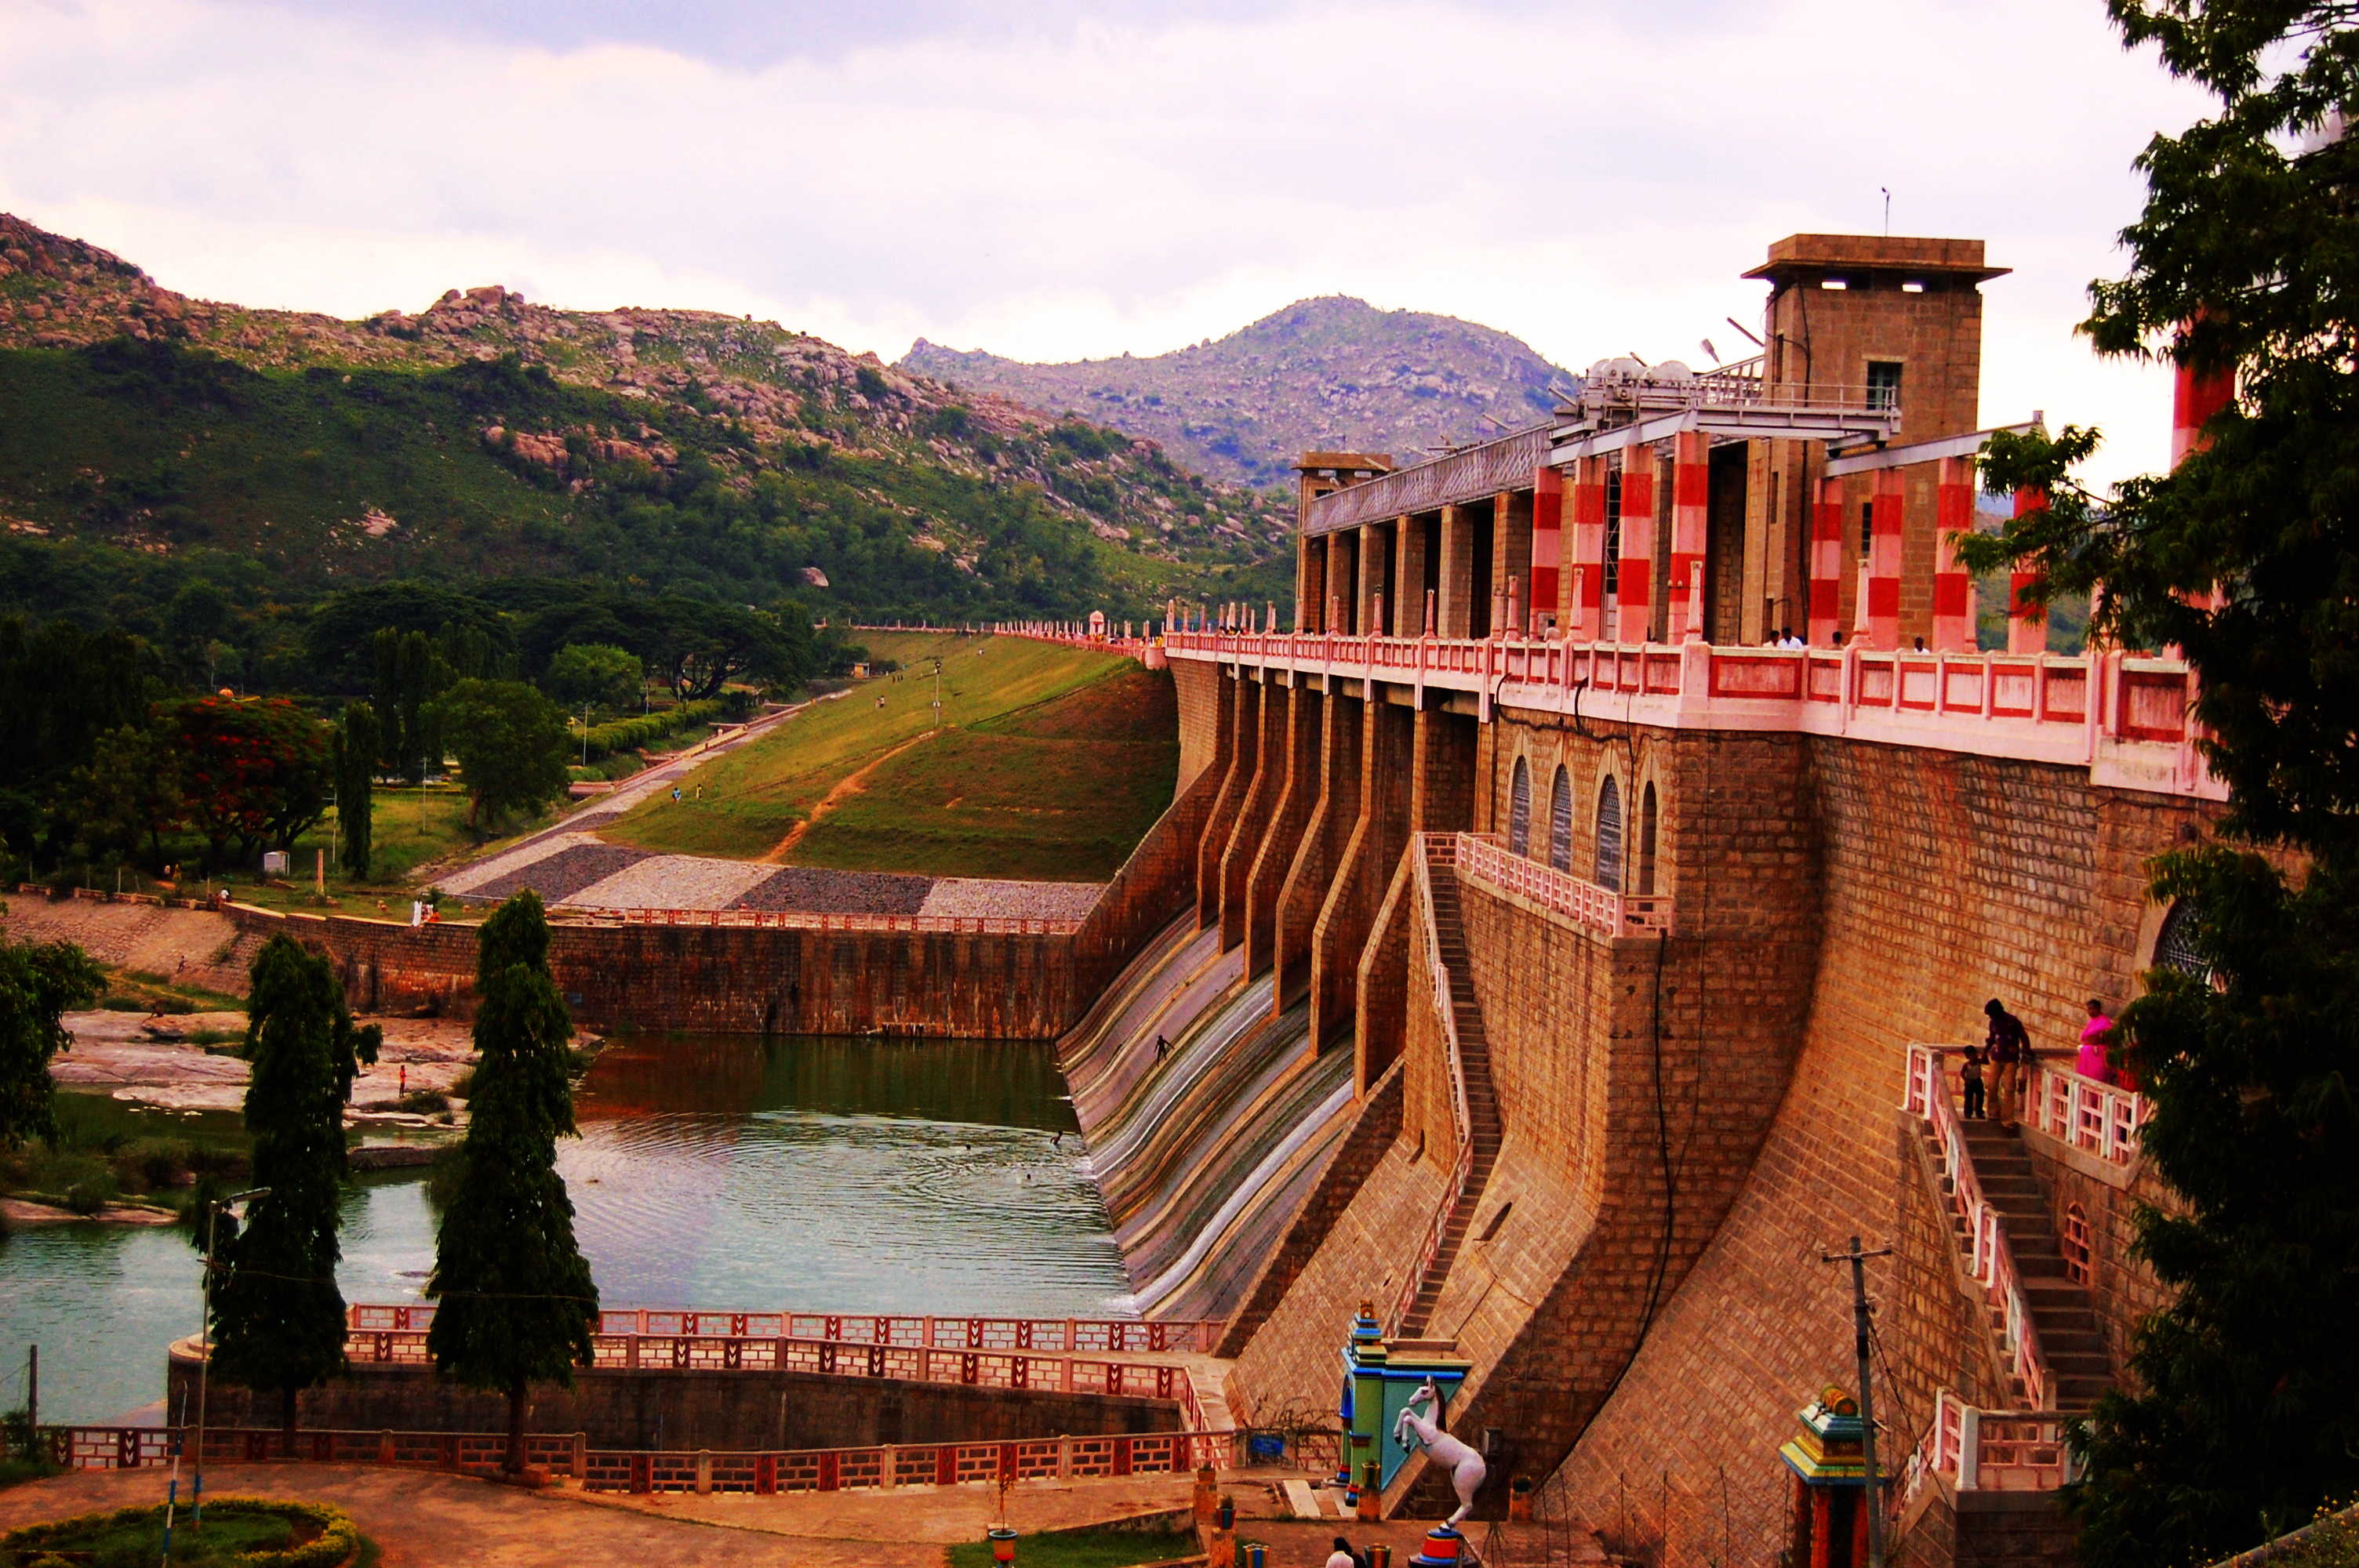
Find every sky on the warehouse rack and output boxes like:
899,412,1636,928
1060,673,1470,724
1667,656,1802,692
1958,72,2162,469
0,0,2213,488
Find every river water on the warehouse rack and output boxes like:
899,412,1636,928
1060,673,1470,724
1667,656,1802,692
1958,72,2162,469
0,1036,1128,1424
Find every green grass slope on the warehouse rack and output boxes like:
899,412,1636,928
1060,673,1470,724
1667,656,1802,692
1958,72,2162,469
606,635,1173,879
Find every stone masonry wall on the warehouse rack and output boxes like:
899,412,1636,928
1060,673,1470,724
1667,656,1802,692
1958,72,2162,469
1541,740,2214,1564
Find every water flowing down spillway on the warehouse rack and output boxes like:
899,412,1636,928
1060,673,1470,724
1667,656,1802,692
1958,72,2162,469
1063,918,1356,1323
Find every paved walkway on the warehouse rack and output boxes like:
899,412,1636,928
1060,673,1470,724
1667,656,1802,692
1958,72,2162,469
0,1462,1199,1567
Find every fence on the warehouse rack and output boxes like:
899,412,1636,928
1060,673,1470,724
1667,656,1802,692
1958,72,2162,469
1163,630,2217,797
1902,1044,2053,1410
42,1424,1341,1494
347,1304,1220,1356
552,906,1084,936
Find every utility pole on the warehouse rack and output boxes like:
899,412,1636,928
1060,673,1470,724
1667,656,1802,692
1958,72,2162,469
1823,1234,1893,1568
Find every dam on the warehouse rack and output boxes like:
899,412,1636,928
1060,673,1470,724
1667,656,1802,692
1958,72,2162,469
89,230,2223,1567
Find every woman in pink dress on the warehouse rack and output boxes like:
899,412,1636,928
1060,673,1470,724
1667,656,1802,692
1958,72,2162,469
2077,998,2117,1084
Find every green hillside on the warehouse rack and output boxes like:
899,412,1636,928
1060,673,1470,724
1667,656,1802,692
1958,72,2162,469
0,213,1296,624
608,634,1174,880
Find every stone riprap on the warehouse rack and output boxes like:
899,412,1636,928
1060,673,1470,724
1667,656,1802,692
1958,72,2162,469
918,877,1103,922
732,866,934,915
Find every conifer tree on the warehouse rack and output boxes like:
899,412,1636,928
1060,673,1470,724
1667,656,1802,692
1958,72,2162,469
0,934,104,1149
426,891,596,1473
207,935,380,1442
333,702,377,880
1959,5,2359,1559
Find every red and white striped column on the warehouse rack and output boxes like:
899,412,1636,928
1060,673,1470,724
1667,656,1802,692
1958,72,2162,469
1615,452,1656,644
1862,468,1903,649
1932,456,1977,653
1569,456,1608,641
2008,488,2047,655
2171,358,2234,468
1808,476,1843,647
1667,430,1710,641
1530,466,1564,636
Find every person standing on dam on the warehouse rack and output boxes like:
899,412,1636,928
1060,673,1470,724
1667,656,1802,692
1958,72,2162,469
1983,998,2030,1127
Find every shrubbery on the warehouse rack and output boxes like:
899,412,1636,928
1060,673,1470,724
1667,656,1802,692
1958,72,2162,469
0,1497,362,1567
574,696,729,761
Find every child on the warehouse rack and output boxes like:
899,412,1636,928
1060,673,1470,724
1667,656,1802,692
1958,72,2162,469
1960,1045,1988,1120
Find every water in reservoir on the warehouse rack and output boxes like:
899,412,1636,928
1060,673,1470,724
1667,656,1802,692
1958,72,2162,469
0,1036,1127,1424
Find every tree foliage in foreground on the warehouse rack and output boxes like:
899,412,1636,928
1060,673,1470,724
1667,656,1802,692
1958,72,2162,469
207,935,380,1437
1958,4,2359,1559
0,933,104,1150
426,891,596,1472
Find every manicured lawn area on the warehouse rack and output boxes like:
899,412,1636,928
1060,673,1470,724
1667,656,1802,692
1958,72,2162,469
605,634,1172,876
944,1527,1199,1568
0,1497,364,1566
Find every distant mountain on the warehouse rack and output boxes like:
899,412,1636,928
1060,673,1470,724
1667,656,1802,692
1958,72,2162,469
0,214,1294,619
900,296,1578,490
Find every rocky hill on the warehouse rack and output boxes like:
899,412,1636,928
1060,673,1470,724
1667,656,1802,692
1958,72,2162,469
900,296,1577,489
0,214,1293,619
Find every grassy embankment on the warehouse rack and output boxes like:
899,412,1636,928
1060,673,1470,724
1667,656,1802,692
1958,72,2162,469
606,633,1177,882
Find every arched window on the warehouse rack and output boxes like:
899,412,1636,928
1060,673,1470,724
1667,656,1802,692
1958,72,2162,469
2062,1203,2092,1286
1548,766,1574,871
2154,898,2211,980
1636,782,1659,895
1508,757,1532,857
1595,776,1624,891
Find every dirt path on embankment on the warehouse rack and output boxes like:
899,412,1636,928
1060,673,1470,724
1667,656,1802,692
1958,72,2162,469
761,728,938,863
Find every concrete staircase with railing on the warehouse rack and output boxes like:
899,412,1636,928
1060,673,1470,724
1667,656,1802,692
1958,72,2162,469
1941,1120,2111,1410
1396,858,1503,1338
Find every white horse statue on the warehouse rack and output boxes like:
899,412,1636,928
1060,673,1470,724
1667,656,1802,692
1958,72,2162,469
1393,1376,1487,1526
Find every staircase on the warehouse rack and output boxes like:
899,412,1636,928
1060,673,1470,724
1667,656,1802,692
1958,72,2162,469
1946,1120,2110,1409
1396,855,1503,1338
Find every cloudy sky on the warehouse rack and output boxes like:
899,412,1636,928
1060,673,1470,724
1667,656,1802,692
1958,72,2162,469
2,0,2209,485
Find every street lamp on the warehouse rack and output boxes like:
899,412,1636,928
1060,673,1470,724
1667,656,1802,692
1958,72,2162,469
180,1186,268,1543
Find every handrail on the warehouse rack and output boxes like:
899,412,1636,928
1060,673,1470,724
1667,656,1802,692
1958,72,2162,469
554,906,1085,935
2024,1054,2150,1165
1453,831,1671,935
1894,1389,2077,1514
1392,836,1478,1334
1902,1044,2054,1410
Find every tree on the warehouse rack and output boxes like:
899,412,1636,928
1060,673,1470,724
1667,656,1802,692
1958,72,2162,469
1956,6,2359,1559
427,679,571,829
165,695,332,869
333,702,379,880
206,935,380,1442
370,628,451,786
306,582,510,694
165,580,238,691
0,934,104,1149
426,892,596,1473
542,643,640,721
68,723,185,869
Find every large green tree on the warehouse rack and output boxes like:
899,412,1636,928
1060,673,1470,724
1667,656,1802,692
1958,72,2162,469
426,891,597,1473
207,935,380,1443
0,934,104,1149
427,679,571,829
542,642,640,722
1958,4,2359,1559
333,702,378,880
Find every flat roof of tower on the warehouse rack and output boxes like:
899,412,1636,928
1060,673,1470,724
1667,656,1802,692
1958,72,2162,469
1745,234,2009,283
1295,451,1396,472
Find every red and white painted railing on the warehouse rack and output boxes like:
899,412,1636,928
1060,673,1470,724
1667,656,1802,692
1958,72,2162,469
551,906,1084,936
1902,1045,2054,1410
347,1304,1220,1356
42,1423,1341,1493
2025,1056,2150,1166
1895,1389,2078,1516
1164,630,2219,800
1392,837,1478,1334
1452,831,1671,936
